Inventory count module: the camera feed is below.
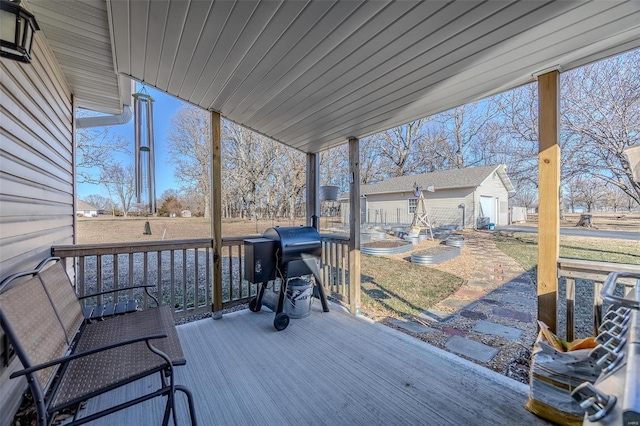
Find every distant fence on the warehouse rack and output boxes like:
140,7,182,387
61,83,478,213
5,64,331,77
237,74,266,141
342,207,463,228
510,207,527,223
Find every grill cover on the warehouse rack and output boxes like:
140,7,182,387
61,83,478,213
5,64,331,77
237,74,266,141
263,226,321,265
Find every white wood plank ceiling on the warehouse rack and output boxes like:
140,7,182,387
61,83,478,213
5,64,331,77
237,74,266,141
32,1,640,152
26,0,129,114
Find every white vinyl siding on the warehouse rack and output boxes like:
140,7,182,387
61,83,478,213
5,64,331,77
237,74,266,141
361,188,475,228
0,34,73,424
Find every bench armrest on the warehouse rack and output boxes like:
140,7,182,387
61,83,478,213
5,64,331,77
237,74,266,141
79,285,160,307
10,333,168,379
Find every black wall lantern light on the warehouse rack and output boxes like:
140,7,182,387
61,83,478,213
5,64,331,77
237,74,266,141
1,0,39,63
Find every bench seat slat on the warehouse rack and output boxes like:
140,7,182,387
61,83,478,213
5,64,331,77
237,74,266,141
115,300,138,315
101,303,115,317
86,301,139,320
50,306,185,410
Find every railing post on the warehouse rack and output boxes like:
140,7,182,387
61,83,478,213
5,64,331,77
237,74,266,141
142,252,148,308
348,137,361,315
156,251,162,306
341,254,346,296
211,111,223,319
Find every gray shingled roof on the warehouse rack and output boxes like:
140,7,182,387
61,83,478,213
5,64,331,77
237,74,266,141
77,200,98,210
358,165,515,196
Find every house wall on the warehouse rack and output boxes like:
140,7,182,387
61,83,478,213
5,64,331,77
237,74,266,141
475,171,510,226
340,172,511,228
364,188,475,228
342,188,477,228
0,35,74,424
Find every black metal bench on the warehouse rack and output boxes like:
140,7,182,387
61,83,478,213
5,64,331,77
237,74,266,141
0,257,197,426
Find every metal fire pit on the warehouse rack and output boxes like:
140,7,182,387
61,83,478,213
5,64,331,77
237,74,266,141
244,226,329,330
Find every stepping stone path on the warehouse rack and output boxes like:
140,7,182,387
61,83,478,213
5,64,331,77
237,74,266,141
446,335,499,362
473,320,523,340
386,232,538,368
388,319,436,334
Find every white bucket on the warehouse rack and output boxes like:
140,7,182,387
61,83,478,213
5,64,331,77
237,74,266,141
284,278,313,319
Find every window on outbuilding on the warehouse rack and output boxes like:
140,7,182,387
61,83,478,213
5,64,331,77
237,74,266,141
408,198,418,214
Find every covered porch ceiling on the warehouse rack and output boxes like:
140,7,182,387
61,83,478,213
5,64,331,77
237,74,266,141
28,0,640,153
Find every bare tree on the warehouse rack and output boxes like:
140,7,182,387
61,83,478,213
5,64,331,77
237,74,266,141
320,145,349,192
412,123,450,173
432,101,499,169
100,163,135,216
562,176,582,214
377,120,428,177
562,49,640,205
75,110,129,184
572,175,606,212
83,194,113,211
359,136,386,184
512,187,538,211
602,184,629,213
166,105,212,218
222,121,277,220
272,143,306,220
493,84,544,207
158,188,182,206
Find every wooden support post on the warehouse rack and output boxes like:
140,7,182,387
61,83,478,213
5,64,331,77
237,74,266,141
306,153,320,227
348,137,361,315
537,70,561,332
211,111,223,319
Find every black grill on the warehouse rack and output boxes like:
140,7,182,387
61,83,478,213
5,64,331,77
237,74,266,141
244,226,329,330
263,226,322,265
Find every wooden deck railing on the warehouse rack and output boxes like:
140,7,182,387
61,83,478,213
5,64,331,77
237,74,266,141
53,239,220,319
557,258,640,341
320,234,351,306
52,234,353,318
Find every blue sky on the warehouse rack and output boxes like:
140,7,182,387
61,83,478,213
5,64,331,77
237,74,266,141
77,84,186,199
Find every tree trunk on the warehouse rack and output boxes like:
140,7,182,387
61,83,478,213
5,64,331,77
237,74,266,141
576,214,593,228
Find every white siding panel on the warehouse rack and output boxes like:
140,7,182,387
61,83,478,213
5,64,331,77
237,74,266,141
0,33,73,425
0,135,71,185
364,188,475,228
0,196,71,217
2,74,72,156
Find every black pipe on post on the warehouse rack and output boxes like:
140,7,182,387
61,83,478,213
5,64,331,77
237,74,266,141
458,203,466,229
312,215,319,231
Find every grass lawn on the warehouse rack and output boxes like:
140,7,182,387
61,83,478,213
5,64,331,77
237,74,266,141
492,231,640,273
360,254,463,320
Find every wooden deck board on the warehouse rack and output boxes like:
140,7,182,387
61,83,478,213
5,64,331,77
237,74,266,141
77,303,550,425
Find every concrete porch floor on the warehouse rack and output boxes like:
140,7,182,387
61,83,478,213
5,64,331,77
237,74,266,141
76,302,550,425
